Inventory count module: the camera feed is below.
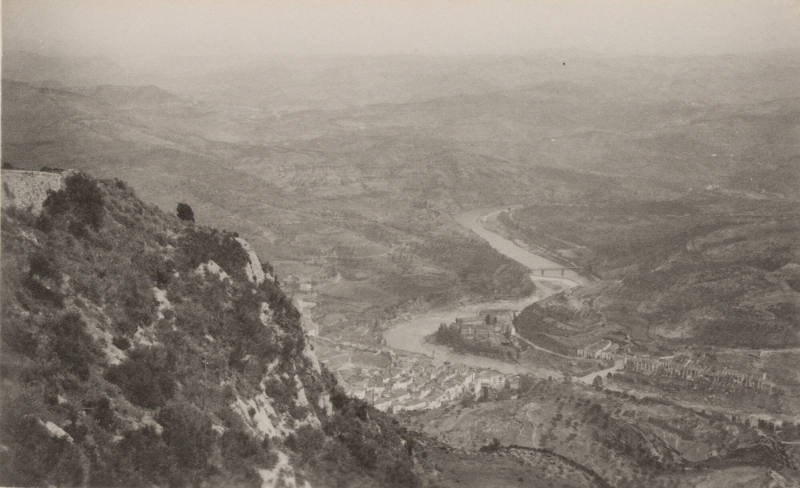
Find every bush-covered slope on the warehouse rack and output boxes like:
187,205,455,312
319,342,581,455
1,171,607,488
0,172,424,487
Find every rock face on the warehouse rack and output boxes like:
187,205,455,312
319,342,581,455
235,236,270,284
1,169,66,215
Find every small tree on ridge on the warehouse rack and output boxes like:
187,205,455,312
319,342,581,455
176,202,194,222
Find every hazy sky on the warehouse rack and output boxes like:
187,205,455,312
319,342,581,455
4,0,800,59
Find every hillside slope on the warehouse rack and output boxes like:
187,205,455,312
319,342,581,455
0,171,600,487
404,379,800,488
504,194,800,421
1,78,538,348
509,195,800,350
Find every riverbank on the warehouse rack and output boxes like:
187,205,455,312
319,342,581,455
383,206,588,379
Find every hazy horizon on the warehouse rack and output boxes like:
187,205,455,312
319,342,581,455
4,0,800,64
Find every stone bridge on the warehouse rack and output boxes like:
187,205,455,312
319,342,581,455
529,266,580,277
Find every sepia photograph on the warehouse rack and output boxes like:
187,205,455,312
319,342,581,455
1,1,799,486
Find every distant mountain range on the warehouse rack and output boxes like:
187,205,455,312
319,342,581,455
2,50,131,86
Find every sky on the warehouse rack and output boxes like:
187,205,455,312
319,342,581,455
3,0,800,60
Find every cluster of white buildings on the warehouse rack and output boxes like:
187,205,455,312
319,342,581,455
576,340,619,361
337,354,519,413
622,355,774,393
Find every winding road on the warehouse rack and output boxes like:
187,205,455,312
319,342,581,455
383,207,592,378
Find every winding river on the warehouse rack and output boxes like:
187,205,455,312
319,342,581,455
383,207,584,376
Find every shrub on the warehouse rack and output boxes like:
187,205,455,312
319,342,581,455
87,396,116,429
112,335,131,351
349,438,377,469
329,389,353,412
98,426,172,487
68,221,89,238
117,272,157,330
157,402,215,472
173,299,214,338
23,275,64,307
49,312,97,381
262,377,297,414
291,425,325,462
177,229,248,280
0,415,85,487
105,347,176,408
176,203,195,222
221,429,260,469
480,438,502,452
42,172,104,232
28,252,60,282
1,317,39,357
135,253,175,287
218,429,275,486
323,410,380,470
35,212,54,232
220,428,276,472
382,459,417,487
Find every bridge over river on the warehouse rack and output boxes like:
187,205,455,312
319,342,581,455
383,207,589,379
530,266,580,277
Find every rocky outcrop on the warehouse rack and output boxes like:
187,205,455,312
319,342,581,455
1,169,67,215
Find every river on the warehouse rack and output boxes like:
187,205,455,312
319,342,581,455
383,207,585,377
